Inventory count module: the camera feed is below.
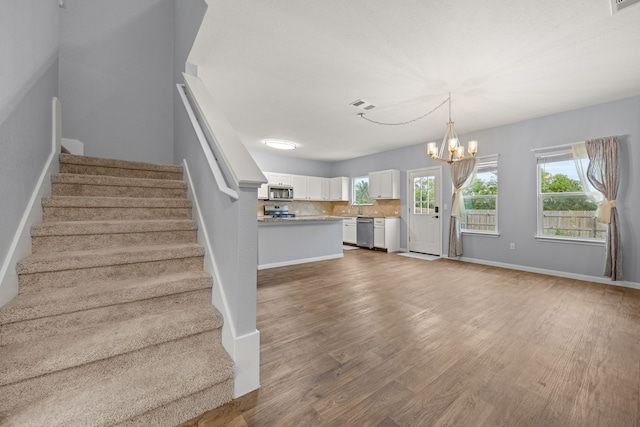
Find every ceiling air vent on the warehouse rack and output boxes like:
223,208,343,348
610,0,640,14
350,99,376,111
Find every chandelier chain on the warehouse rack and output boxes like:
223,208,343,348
358,97,449,126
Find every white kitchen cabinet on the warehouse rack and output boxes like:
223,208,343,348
268,173,292,186
292,175,308,200
321,178,331,201
259,172,292,199
343,217,357,244
258,172,342,201
369,169,400,199
373,217,400,252
307,177,322,200
330,177,350,201
293,176,331,201
257,182,268,199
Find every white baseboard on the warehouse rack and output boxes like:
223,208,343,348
230,330,261,398
458,256,640,290
258,253,344,270
0,98,61,308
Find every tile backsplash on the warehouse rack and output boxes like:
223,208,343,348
331,199,401,217
258,200,334,216
258,199,401,218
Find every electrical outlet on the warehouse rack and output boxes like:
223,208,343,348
510,243,516,250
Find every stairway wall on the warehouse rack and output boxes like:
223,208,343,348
59,0,175,164
0,0,60,300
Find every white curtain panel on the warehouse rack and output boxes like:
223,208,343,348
572,142,604,207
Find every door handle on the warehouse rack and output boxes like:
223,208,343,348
433,215,439,219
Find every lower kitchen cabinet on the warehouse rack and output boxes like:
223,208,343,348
373,217,400,252
342,217,357,244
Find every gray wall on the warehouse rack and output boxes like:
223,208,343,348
249,150,333,177
59,0,175,164
173,0,207,162
331,96,640,284
0,1,59,268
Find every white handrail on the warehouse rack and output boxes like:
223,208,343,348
176,83,239,200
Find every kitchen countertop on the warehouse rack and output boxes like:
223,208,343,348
340,215,401,218
258,215,344,223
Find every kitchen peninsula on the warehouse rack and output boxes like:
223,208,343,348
257,215,343,269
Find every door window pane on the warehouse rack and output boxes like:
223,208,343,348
414,176,435,214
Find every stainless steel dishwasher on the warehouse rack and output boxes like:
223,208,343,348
356,217,374,249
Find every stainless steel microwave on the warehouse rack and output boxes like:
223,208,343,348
268,185,294,201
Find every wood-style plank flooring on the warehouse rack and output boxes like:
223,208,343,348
181,249,640,426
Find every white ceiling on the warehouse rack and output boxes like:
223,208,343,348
194,0,640,162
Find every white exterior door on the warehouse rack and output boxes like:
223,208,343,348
408,168,441,255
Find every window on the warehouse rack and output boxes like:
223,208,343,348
535,146,604,241
352,176,372,205
462,155,498,233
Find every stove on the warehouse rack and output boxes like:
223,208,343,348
264,203,296,218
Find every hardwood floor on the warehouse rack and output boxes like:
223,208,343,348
181,249,640,426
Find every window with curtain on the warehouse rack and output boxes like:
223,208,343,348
461,155,498,233
535,145,605,241
352,176,372,205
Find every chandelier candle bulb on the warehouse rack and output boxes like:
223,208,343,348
449,137,458,152
427,142,437,156
456,145,465,159
468,140,478,155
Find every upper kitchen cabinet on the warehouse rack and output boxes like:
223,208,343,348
294,176,330,201
369,169,400,199
258,172,293,199
330,177,350,201
268,173,291,186
308,176,330,201
292,175,308,200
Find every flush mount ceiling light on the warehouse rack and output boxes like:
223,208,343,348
263,139,296,150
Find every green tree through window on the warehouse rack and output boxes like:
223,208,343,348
353,177,371,205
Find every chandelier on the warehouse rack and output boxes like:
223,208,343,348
427,94,477,163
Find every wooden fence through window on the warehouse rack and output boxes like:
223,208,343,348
461,210,606,239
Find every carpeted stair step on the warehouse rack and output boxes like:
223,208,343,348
0,270,212,325
0,299,223,386
59,153,183,181
42,196,192,221
121,383,235,427
0,330,234,427
31,219,198,253
0,271,212,325
51,173,188,198
0,288,212,347
17,243,205,292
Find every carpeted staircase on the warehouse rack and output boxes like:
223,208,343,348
0,153,234,426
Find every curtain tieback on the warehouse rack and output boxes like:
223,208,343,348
451,188,465,218
597,199,616,223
